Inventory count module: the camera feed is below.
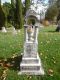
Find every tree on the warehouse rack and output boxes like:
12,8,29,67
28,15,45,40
0,0,1,5
25,0,30,14
9,0,15,26
57,0,60,9
48,0,57,6
45,4,58,21
3,2,11,27
15,0,23,29
56,0,60,21
11,0,15,8
0,0,5,30
56,0,60,11
48,0,60,21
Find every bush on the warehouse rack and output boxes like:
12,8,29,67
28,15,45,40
42,20,50,26
45,5,58,21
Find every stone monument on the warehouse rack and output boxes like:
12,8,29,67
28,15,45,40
18,24,44,75
18,9,44,75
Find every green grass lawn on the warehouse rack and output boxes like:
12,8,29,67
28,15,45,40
0,26,60,80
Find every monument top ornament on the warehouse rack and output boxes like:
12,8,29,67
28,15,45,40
25,9,39,25
26,9,37,19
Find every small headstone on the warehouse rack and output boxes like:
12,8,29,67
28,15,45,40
2,27,7,33
12,27,17,35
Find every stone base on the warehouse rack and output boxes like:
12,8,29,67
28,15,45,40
18,68,44,75
18,53,44,75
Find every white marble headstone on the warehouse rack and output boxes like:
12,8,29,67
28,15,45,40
12,27,17,35
2,27,7,33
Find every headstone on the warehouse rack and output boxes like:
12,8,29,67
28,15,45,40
12,27,17,35
2,27,7,33
18,24,44,75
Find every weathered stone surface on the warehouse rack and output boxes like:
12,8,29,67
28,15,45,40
23,42,38,58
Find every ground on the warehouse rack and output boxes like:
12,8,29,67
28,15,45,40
0,25,60,80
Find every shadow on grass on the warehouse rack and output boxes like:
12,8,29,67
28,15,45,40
0,55,22,71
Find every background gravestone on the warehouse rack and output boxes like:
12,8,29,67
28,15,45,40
2,27,7,33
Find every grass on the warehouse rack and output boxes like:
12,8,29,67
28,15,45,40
0,26,60,80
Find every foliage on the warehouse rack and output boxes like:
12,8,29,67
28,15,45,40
0,5,5,30
3,2,11,18
56,0,60,21
2,0,24,29
11,0,15,8
25,0,30,14
45,4,58,21
2,2,11,27
0,0,1,5
48,0,60,21
56,0,60,10
22,4,25,16
48,0,57,6
8,0,15,26
15,0,23,29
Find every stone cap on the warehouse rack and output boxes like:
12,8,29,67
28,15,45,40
24,24,28,28
24,24,38,28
